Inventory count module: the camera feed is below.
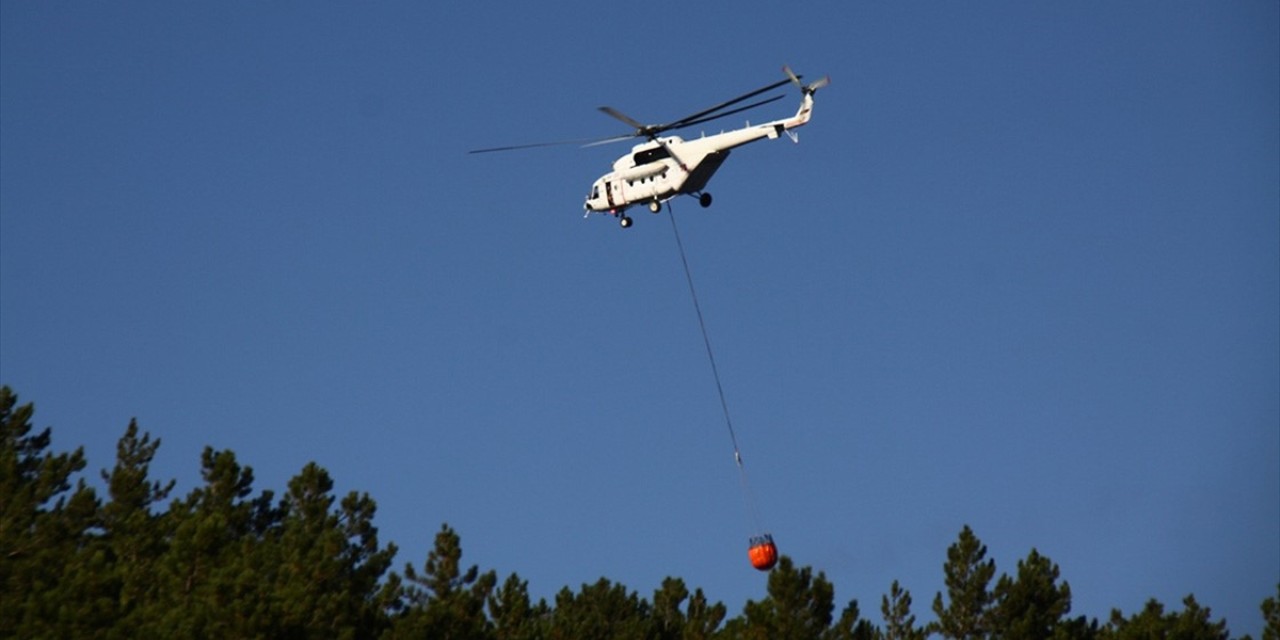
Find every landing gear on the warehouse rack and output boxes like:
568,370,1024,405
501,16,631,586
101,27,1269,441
619,215,633,228
698,193,713,208
649,200,662,214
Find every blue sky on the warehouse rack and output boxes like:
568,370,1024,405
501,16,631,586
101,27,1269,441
2,1,1277,635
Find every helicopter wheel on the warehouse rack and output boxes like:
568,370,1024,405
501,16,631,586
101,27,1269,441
649,200,662,214
699,193,713,208
620,215,633,229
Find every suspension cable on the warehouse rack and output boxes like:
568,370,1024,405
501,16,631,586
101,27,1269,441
665,202,764,532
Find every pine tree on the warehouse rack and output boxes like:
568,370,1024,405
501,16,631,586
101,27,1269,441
728,555,841,640
827,598,881,640
99,420,176,637
685,583,730,640
883,580,926,640
653,576,693,640
931,525,997,640
144,447,275,637
266,462,398,639
0,386,102,636
989,548,1072,640
650,576,728,640
547,578,651,640
1263,584,1279,640
392,523,498,639
489,572,550,640
1100,596,1228,640
6,386,1267,639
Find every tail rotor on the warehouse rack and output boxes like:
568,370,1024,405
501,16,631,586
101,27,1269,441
784,65,830,95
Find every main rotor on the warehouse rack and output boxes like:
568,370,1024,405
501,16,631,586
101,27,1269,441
468,71,804,154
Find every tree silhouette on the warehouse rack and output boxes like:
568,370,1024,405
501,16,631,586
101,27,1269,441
931,525,997,640
1,386,1273,639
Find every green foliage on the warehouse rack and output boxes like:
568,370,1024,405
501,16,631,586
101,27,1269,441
1,386,1275,639
1099,595,1229,640
146,447,270,636
392,523,499,639
883,580,926,640
723,555,858,640
488,572,550,640
0,386,102,636
651,576,727,640
1,386,399,639
932,525,997,640
268,462,399,638
548,578,651,640
1264,584,1280,640
99,420,175,638
990,548,1072,640
828,599,880,640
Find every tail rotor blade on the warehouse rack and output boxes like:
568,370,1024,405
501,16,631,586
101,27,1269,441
784,65,829,95
783,65,803,88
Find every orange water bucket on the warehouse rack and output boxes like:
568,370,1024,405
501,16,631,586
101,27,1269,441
748,533,778,571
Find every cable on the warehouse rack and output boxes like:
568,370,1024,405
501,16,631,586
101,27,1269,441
665,202,764,533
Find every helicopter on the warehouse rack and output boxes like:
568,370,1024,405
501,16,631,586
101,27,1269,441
471,66,829,228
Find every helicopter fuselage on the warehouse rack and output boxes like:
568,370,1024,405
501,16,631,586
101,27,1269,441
584,90,816,218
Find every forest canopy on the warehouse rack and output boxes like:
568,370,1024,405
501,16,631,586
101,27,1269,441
2,386,1276,639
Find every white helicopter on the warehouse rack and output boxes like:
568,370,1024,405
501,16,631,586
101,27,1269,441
471,66,829,228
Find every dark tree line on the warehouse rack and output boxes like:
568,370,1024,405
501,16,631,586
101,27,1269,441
2,386,1276,639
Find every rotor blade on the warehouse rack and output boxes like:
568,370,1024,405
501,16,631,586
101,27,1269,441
783,65,803,88
469,133,626,154
664,77,796,131
668,94,787,130
474,71,812,154
597,106,649,133
581,134,640,148
470,141,576,154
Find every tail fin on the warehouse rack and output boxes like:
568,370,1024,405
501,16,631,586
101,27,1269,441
781,65,829,128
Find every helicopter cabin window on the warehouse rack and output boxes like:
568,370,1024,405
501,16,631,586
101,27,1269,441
632,146,670,166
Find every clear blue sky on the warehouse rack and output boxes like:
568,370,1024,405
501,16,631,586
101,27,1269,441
3,2,1277,635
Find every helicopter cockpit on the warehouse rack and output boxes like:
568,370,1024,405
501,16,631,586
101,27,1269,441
584,179,610,213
